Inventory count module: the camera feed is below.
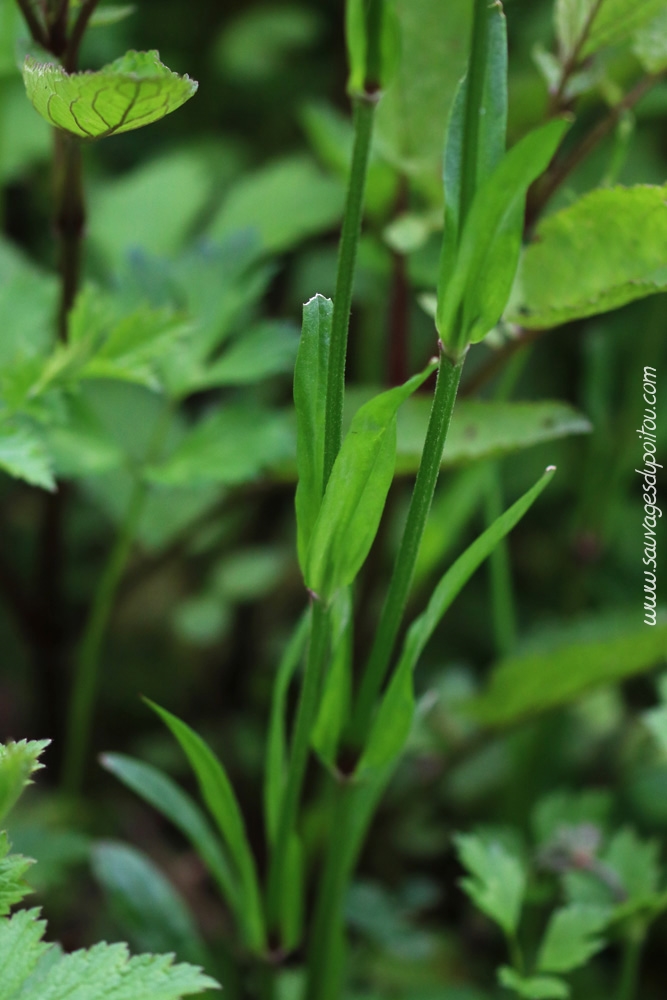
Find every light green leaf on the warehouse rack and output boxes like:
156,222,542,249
22,50,197,139
634,10,667,71
305,362,436,601
375,0,471,181
583,0,667,56
357,467,555,774
437,118,569,354
264,613,310,844
186,321,298,390
508,185,667,329
208,156,344,253
89,5,135,28
397,399,591,472
146,407,294,488
605,828,661,910
0,741,49,825
312,589,353,768
0,833,34,915
345,0,400,94
468,613,667,728
0,423,55,491
215,4,322,82
100,753,239,917
0,909,51,999
455,832,526,937
498,966,569,1000
146,701,265,952
294,294,333,572
45,396,125,478
537,904,611,973
92,841,210,966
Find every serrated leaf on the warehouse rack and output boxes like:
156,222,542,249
0,908,50,999
537,904,611,973
498,966,569,1000
0,741,50,823
467,613,667,727
22,50,197,139
455,832,526,937
508,185,667,329
146,701,265,952
0,833,34,915
604,828,661,910
100,753,239,918
0,421,55,491
304,362,436,601
357,468,556,775
294,294,333,572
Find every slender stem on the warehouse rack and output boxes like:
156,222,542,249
350,349,466,742
616,927,645,1000
64,0,101,71
550,0,605,112
305,780,355,1000
266,598,330,932
53,128,84,341
322,92,378,486
62,411,171,794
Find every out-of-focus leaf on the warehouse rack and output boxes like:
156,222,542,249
89,150,214,269
508,186,667,329
215,5,323,82
537,904,611,973
146,701,265,952
605,828,661,910
92,841,211,966
0,81,51,182
375,0,471,183
454,832,526,937
583,0,666,57
208,156,344,253
88,4,135,28
498,967,569,1000
305,363,436,601
634,10,667,72
45,395,126,478
0,421,54,490
185,321,298,390
146,407,294,487
294,294,332,571
467,613,667,727
22,50,197,138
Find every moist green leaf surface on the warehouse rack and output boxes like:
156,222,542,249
22,50,197,139
508,185,667,328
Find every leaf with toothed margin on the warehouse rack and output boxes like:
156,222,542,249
22,50,197,140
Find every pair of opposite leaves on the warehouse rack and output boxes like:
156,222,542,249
22,49,197,139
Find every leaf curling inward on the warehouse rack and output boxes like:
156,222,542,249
22,50,198,140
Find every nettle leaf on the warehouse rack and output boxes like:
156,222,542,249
468,613,667,728
498,966,569,1000
537,904,611,974
634,10,667,72
0,834,34,916
0,422,55,491
0,741,49,825
22,50,197,139
508,186,667,329
454,832,526,938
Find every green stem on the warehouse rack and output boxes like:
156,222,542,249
350,349,466,741
305,780,355,1000
53,129,84,342
616,927,645,1000
322,92,378,486
62,410,170,794
266,598,330,933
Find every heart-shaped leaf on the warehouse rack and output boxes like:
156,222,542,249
22,50,197,139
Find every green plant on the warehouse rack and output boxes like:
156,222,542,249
0,739,219,997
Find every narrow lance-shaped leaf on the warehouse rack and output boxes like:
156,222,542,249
437,118,569,356
311,588,353,768
145,701,266,952
100,752,240,919
305,360,437,602
357,467,556,774
507,185,667,329
294,294,332,573
22,50,198,140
